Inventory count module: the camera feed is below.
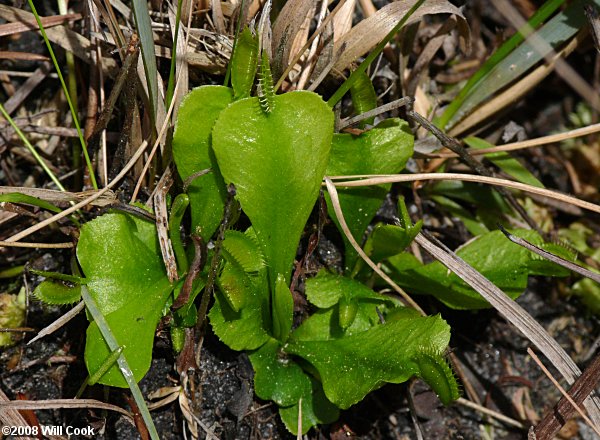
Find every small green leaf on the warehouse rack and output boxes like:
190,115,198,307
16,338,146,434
414,348,460,406
212,91,333,287
231,27,259,100
305,269,391,308
257,51,276,114
170,325,186,353
384,229,571,309
325,119,413,271
296,270,402,340
0,193,61,213
216,262,253,312
338,295,359,330
0,289,26,347
78,213,173,387
364,222,423,263
209,269,270,351
249,338,311,407
350,71,377,127
222,229,265,273
272,273,293,342
285,314,451,409
33,281,81,305
172,85,233,240
278,377,340,435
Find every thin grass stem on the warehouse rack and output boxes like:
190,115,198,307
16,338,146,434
28,0,97,189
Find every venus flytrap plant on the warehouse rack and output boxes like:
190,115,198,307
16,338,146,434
170,24,462,432
28,8,473,436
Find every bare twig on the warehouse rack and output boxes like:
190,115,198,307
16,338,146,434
338,97,412,130
154,168,178,282
498,225,600,284
529,348,600,439
428,122,600,158
407,105,542,234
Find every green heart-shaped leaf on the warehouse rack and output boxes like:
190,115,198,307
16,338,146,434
78,213,173,387
212,91,333,287
325,119,413,271
172,85,233,240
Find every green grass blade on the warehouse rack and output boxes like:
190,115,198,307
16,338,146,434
437,0,589,131
80,284,159,440
327,0,425,108
0,103,65,191
132,0,159,122
27,0,97,190
224,0,247,87
165,0,183,108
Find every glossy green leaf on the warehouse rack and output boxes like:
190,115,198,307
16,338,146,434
33,280,81,305
221,229,265,273
172,85,233,240
338,295,359,330
464,137,543,188
249,338,311,407
78,213,173,387
231,27,259,100
413,348,460,406
325,119,413,271
209,263,270,351
0,193,62,213
279,377,340,435
384,229,571,309
364,222,423,263
272,273,293,342
216,261,253,312
296,270,402,340
212,91,333,287
286,314,451,409
350,71,377,127
305,269,393,309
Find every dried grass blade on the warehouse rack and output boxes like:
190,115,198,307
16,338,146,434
413,232,600,426
28,301,85,345
328,173,600,214
332,0,468,74
0,187,115,206
324,177,425,314
448,30,584,136
0,397,133,420
271,0,315,78
0,12,81,37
